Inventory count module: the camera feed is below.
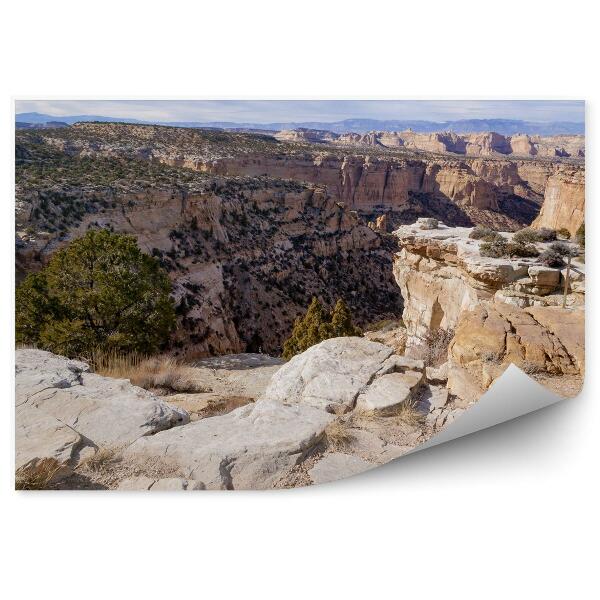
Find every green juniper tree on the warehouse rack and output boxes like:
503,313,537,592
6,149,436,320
16,229,176,358
282,297,361,360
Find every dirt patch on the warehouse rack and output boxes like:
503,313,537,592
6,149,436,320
49,446,184,490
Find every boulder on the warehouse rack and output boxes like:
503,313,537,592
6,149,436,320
16,410,82,478
15,349,189,479
426,362,449,384
264,337,394,414
309,453,373,485
355,370,423,413
528,265,560,289
448,302,584,403
125,399,334,490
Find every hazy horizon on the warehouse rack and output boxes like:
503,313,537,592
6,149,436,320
15,100,585,124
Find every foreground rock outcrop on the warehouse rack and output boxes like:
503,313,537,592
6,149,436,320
125,400,334,490
392,220,585,400
15,350,189,481
17,338,459,489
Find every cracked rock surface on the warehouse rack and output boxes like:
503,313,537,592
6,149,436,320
125,399,334,490
15,350,189,478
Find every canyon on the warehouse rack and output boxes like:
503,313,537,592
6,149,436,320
14,120,586,489
36,122,585,235
15,123,585,356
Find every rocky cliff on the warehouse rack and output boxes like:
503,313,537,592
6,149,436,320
392,219,585,400
284,128,585,158
532,168,585,235
25,123,585,234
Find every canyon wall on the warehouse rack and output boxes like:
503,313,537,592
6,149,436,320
33,124,585,234
207,153,574,229
392,220,585,402
532,168,585,235
16,168,402,357
281,128,585,158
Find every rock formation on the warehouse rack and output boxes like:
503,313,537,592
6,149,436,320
393,220,584,347
532,168,585,235
15,339,461,489
279,127,585,158
392,220,585,400
16,349,189,481
448,303,584,403
23,123,584,233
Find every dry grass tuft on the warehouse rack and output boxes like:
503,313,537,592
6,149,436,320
408,328,455,367
196,396,254,419
78,445,123,474
92,349,210,395
73,446,182,489
324,419,356,451
15,458,65,490
391,401,426,427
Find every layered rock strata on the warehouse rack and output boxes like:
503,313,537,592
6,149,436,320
393,220,585,401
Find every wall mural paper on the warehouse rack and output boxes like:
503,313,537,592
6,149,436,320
14,100,585,490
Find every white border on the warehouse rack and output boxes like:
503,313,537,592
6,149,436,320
1,2,597,599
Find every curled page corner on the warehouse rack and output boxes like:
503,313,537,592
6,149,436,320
411,365,565,454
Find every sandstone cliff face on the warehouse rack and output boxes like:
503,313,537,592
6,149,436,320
448,303,584,403
393,221,585,348
28,123,585,234
533,168,585,235
392,220,585,401
294,127,585,159
207,153,585,233
210,153,538,214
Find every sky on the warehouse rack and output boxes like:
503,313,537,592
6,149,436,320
15,100,585,124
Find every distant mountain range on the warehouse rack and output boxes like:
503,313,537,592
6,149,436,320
15,112,585,136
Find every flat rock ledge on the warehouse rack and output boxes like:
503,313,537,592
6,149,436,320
125,399,334,490
15,349,189,481
16,339,459,490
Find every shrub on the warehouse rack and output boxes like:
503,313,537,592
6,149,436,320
506,242,540,258
480,238,508,258
549,241,579,258
557,228,571,240
512,228,540,244
539,249,565,268
482,231,504,243
408,328,455,367
536,227,557,242
282,297,361,359
469,225,495,240
16,229,176,358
